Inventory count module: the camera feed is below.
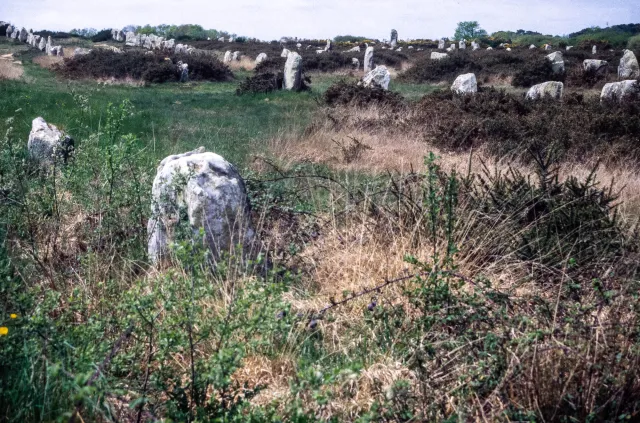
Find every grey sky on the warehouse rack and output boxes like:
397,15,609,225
1,0,638,40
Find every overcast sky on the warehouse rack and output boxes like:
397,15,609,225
1,0,638,40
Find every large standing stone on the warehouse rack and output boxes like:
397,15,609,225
592,45,597,55
364,46,374,73
325,39,332,51
284,52,303,91
390,29,398,48
10,29,18,40
45,36,52,54
115,31,124,42
223,51,232,63
438,39,445,49
600,80,639,102
162,39,175,50
5,25,12,38
471,41,480,51
232,51,241,61
28,117,74,165
352,57,360,69
618,49,640,79
583,59,608,75
126,32,141,47
525,81,564,100
174,44,188,54
459,40,466,50
18,28,27,42
546,51,565,74
450,43,456,50
256,53,267,64
451,73,477,94
281,48,290,58
361,66,391,90
431,52,448,60
147,148,254,264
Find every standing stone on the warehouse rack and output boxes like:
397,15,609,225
592,45,597,55
451,73,477,94
178,61,188,82
281,48,290,58
116,31,124,42
390,29,398,48
544,44,552,51
431,52,448,60
618,49,640,79
223,51,232,63
364,46,374,73
583,59,608,75
325,39,332,51
28,117,74,165
525,81,564,100
5,25,12,38
218,37,225,42
284,52,303,91
486,47,493,50
174,44,188,54
529,44,537,49
459,40,466,50
450,43,456,50
471,41,480,51
256,53,267,64
74,48,92,56
10,28,18,40
438,39,445,49
147,148,255,264
126,32,141,47
546,51,565,74
45,36,52,54
352,57,360,69
566,46,574,51
232,51,241,61
600,80,639,102
162,39,175,50
361,65,391,90
18,28,27,42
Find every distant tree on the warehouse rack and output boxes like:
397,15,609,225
334,35,371,43
70,28,97,38
454,21,487,40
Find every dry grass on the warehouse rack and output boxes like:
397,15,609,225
227,56,257,71
0,58,23,80
33,54,63,69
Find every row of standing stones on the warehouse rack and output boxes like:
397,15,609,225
444,48,640,101
4,24,65,56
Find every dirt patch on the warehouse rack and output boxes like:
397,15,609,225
33,54,64,69
0,57,23,80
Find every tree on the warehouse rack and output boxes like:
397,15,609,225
454,21,487,41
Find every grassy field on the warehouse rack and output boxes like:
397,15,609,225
2,36,640,423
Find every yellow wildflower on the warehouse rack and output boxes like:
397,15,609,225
10,314,17,319
0,327,8,336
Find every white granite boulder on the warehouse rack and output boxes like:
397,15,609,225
281,48,290,58
431,52,448,60
451,73,477,94
438,39,445,49
147,148,254,263
546,51,565,74
618,49,639,79
583,59,608,74
28,117,74,165
256,53,267,64
525,81,564,100
223,51,232,63
361,65,391,90
600,80,639,102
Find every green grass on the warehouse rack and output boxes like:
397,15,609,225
0,38,438,168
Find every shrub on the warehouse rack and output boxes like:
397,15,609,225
236,72,283,95
323,80,404,108
90,29,112,43
254,57,287,74
0,24,8,37
401,51,483,83
54,50,231,83
511,56,561,87
628,34,640,51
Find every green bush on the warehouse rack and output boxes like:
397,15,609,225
90,29,112,43
628,34,640,51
